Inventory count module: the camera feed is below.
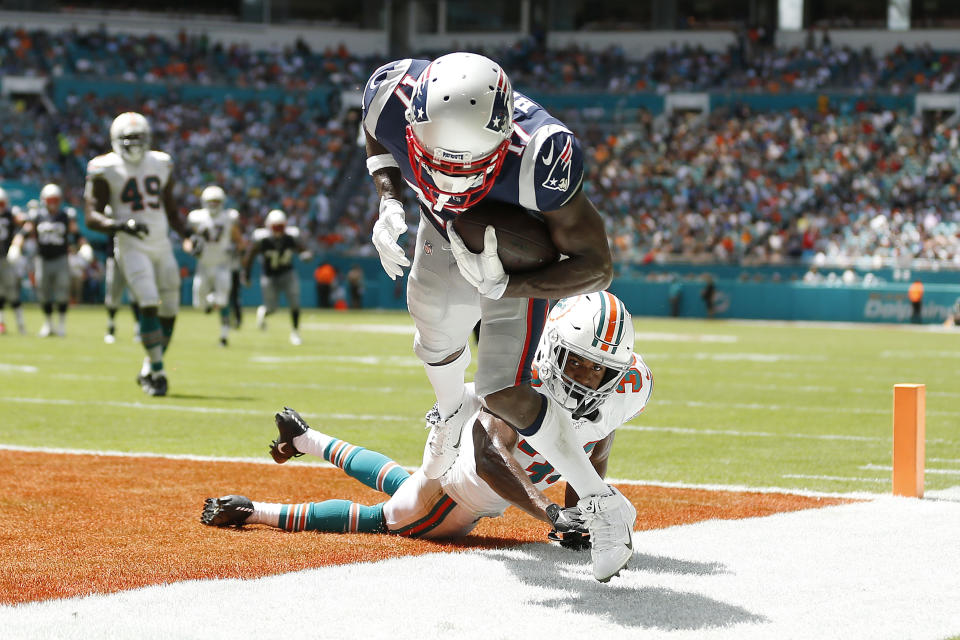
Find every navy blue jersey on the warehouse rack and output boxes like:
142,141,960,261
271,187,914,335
252,228,301,277
362,58,585,235
0,209,15,256
31,207,75,260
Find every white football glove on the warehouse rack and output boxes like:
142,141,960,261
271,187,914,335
446,221,509,300
6,244,21,262
371,197,410,280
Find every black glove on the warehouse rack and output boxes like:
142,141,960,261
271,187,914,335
118,219,149,239
546,502,587,533
548,529,591,551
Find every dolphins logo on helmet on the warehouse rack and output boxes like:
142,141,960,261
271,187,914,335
533,292,636,420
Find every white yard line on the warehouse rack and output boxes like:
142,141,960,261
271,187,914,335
620,424,890,442
0,396,410,422
862,463,960,476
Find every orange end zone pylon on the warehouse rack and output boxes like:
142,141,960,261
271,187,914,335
893,384,925,498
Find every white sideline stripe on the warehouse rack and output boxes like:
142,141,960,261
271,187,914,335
862,463,960,476
0,444,876,500
643,352,828,362
656,398,960,418
0,363,38,373
633,332,739,343
250,354,423,366
782,474,888,483
620,424,889,442
929,458,960,464
881,349,960,359
301,322,415,334
0,397,410,422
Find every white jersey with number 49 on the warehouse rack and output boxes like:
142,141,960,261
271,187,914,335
84,150,174,253
187,208,238,267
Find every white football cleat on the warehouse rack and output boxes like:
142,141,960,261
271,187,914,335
38,323,52,338
579,486,637,583
421,392,480,479
104,333,116,344
289,330,301,346
256,305,267,330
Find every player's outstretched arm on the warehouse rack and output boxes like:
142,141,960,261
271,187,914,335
474,410,576,527
502,190,613,300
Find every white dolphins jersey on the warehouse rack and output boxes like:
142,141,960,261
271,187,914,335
85,150,174,252
187,207,239,267
441,354,654,517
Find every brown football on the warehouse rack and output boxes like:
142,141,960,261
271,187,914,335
451,200,559,274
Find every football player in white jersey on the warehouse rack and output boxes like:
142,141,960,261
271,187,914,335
202,291,653,583
186,185,243,346
84,111,189,397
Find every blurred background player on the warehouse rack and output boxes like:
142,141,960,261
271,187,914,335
363,52,633,579
242,208,311,346
0,187,26,335
202,291,652,583
10,184,79,337
85,111,188,397
186,185,243,347
102,208,142,344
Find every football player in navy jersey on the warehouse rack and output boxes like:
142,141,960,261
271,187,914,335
10,184,80,337
242,209,311,346
362,52,633,581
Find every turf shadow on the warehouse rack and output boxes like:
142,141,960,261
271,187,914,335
486,545,767,631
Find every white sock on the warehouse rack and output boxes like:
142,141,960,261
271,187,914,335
249,501,282,527
522,397,609,498
15,307,24,327
220,324,229,339
424,347,470,419
292,428,333,458
140,357,151,377
58,311,66,331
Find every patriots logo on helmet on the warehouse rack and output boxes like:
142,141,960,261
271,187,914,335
541,134,573,193
484,69,512,135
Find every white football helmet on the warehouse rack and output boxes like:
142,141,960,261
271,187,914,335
405,52,514,210
533,292,635,420
265,209,287,234
40,184,63,211
201,186,226,214
110,112,151,165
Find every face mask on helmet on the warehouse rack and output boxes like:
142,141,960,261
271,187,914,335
265,209,287,235
110,112,151,165
404,52,514,211
40,184,62,212
201,186,225,214
533,292,635,420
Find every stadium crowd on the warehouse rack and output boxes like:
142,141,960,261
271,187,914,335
2,26,959,94
1,27,959,279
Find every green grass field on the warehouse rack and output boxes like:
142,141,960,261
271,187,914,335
1,306,958,495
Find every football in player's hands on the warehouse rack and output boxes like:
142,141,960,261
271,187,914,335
452,200,558,274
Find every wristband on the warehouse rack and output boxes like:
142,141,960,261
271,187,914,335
367,153,400,175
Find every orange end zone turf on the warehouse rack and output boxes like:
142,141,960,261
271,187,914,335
0,450,853,604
